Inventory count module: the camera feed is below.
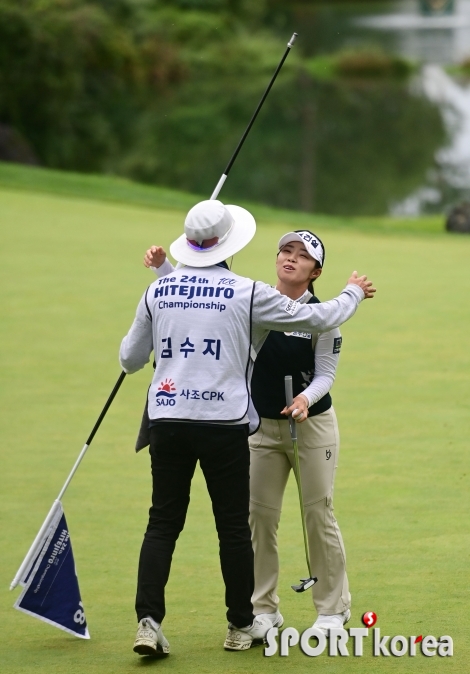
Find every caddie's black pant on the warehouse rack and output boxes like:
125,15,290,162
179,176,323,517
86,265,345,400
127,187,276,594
135,422,255,628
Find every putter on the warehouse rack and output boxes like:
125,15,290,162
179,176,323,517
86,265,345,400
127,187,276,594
284,375,318,593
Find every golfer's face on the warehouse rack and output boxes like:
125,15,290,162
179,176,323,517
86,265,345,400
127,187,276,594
276,241,318,285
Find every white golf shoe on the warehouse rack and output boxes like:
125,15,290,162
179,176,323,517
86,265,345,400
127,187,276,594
313,609,351,636
255,610,284,628
133,617,170,656
224,615,273,651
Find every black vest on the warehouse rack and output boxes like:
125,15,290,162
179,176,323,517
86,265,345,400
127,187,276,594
251,295,332,419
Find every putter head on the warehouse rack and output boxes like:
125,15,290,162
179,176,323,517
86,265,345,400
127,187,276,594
291,577,318,593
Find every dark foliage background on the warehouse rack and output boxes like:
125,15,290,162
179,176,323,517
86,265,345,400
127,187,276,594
0,0,445,214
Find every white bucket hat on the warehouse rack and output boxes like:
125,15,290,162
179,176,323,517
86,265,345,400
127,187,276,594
278,229,325,267
170,200,256,267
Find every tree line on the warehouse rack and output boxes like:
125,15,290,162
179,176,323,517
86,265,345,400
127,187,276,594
0,0,445,214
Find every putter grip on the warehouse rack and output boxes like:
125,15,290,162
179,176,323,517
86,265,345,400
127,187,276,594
284,376,297,441
284,375,294,407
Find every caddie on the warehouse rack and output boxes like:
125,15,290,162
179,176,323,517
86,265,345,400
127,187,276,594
119,199,375,656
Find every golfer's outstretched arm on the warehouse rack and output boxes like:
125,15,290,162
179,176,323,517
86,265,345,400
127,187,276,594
119,289,154,373
144,246,173,275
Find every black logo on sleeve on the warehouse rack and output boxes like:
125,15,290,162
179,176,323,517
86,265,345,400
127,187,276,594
333,337,342,354
326,449,332,460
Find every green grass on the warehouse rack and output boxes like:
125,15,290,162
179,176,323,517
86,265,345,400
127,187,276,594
1,164,469,673
0,160,445,235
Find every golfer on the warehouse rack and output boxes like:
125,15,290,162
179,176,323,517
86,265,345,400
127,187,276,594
121,200,375,656
248,230,350,635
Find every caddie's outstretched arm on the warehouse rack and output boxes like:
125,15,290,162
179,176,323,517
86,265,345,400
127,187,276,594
143,249,375,341
143,245,376,302
252,273,375,338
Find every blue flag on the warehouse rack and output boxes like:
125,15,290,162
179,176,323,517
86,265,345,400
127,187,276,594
14,502,90,639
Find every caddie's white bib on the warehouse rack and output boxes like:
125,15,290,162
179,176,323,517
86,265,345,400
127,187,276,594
145,265,255,423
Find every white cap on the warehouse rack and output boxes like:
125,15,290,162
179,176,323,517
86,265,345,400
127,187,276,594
278,230,325,266
170,200,256,267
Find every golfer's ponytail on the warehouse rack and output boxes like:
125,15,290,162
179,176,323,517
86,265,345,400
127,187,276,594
308,259,321,296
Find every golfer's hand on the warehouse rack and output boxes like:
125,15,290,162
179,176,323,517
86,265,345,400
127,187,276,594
144,246,166,269
281,394,309,423
347,271,376,299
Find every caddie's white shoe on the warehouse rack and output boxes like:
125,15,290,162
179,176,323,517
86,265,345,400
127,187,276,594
133,617,170,656
313,609,351,636
224,615,273,651
255,610,284,628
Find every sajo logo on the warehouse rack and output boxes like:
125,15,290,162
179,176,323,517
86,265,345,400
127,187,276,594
156,379,177,406
264,612,453,658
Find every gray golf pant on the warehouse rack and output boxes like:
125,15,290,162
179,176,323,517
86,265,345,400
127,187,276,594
249,408,351,616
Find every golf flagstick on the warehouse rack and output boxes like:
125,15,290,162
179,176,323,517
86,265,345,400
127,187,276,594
210,32,297,201
284,375,318,593
10,371,126,590
173,31,297,272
